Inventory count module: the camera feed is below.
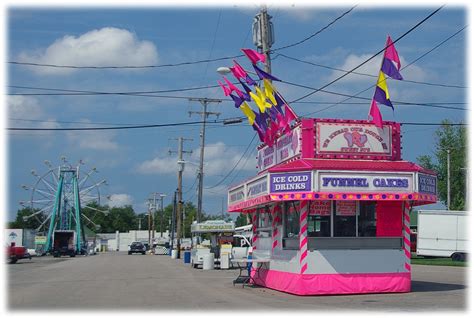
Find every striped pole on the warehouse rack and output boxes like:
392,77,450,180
251,209,258,252
403,201,411,272
271,204,281,252
299,201,309,274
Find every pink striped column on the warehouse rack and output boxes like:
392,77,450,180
403,201,411,272
251,209,258,252
271,204,281,252
299,201,309,274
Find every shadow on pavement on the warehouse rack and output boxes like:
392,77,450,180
412,280,466,292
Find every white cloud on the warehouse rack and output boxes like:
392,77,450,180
328,53,427,84
18,27,159,75
136,142,256,177
8,96,43,120
107,193,133,208
66,119,119,151
7,96,61,141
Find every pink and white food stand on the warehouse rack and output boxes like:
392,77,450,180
228,118,437,295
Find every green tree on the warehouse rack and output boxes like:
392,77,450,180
416,120,467,210
7,207,46,229
235,213,249,227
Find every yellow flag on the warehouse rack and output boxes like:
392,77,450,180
250,91,266,113
239,102,256,125
256,86,272,109
263,79,277,105
376,71,390,100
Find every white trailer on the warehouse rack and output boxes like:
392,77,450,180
416,210,467,261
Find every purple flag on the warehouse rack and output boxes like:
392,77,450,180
252,122,265,142
238,80,253,102
245,74,257,86
253,64,281,81
381,58,403,80
373,86,394,110
230,93,244,108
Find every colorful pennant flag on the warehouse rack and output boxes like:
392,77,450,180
253,64,281,81
368,35,403,127
373,71,393,109
230,93,244,108
241,48,266,65
223,76,244,98
263,79,277,105
368,99,383,128
217,80,231,96
239,102,256,125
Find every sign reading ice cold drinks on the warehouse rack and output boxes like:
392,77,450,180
270,172,312,193
257,127,301,172
316,122,392,158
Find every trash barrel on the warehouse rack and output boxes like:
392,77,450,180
183,251,191,264
202,253,215,270
171,249,178,259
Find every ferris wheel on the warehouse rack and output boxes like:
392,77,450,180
20,157,108,254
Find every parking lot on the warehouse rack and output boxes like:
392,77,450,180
7,252,467,311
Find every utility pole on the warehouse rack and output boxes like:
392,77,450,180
169,137,192,258
188,98,221,223
159,194,166,238
447,149,451,210
147,201,152,246
137,217,142,231
253,5,274,74
170,190,177,254
148,192,165,245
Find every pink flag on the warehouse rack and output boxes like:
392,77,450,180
284,105,298,123
223,76,244,98
229,60,247,79
369,99,383,128
241,48,266,65
217,80,231,96
384,36,401,70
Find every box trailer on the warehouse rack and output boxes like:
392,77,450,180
416,210,467,261
52,230,77,257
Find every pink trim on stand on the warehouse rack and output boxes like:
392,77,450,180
251,211,258,252
271,204,281,252
403,201,412,272
251,269,411,295
269,192,437,204
299,201,309,274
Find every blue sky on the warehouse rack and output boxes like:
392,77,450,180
4,3,468,222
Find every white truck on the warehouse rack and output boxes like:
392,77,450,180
416,210,467,261
190,221,252,269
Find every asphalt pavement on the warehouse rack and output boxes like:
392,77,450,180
7,251,468,311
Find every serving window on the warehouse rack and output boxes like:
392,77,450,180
283,200,402,250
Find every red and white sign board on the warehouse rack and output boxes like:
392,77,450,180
336,201,357,216
315,119,401,160
310,201,331,216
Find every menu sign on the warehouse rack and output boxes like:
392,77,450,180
336,201,357,216
246,176,268,199
316,122,392,157
310,201,331,216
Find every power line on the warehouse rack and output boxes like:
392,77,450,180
271,6,357,52
205,133,257,189
290,6,444,103
8,7,355,71
281,80,467,110
299,23,467,116
277,53,467,89
9,83,466,111
7,120,218,131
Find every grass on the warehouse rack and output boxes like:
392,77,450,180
411,253,468,267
